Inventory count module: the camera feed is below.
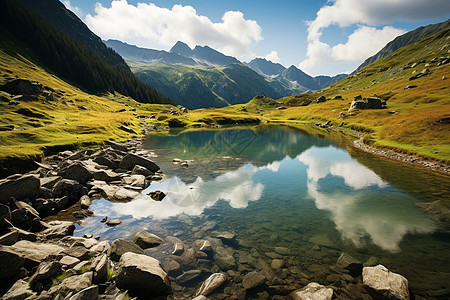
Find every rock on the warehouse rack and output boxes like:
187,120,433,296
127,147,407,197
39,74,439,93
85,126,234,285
10,227,37,242
364,257,379,267
171,243,184,255
110,239,144,261
242,271,266,289
119,153,160,172
276,106,287,110
40,221,75,239
91,241,111,255
58,236,98,249
6,240,65,260
0,231,19,245
197,273,227,296
79,195,92,209
180,161,189,168
162,259,182,277
91,253,108,284
29,261,62,289
290,282,333,300
196,259,214,272
118,125,136,134
214,246,236,270
131,165,153,177
271,259,284,270
1,79,44,95
68,285,99,300
194,239,212,252
147,190,167,201
1,279,36,300
316,96,326,103
0,174,40,204
105,140,128,152
132,231,164,249
404,85,417,90
176,269,202,284
365,97,383,109
52,179,83,202
63,245,90,260
93,170,120,182
93,156,117,170
60,272,93,293
0,248,25,283
273,247,290,255
122,174,147,188
77,105,89,110
58,162,92,183
60,256,80,267
54,196,70,211
336,253,363,275
362,265,409,300
11,203,40,231
116,252,171,297
106,219,122,227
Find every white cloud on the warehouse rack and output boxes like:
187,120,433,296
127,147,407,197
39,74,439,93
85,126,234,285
300,0,450,75
85,0,262,59
262,50,281,63
63,1,83,18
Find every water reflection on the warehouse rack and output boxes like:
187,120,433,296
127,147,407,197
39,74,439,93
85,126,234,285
298,146,435,252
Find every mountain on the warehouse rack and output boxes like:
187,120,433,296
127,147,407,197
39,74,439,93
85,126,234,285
0,0,171,104
131,62,282,109
357,19,450,71
246,58,286,76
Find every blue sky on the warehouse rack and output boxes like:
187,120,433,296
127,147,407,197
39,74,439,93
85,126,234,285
63,0,450,76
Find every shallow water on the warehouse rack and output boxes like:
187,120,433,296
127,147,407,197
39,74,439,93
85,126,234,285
75,125,450,298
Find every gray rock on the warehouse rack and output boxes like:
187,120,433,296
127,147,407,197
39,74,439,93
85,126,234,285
54,195,70,210
52,179,83,202
242,271,265,289
147,190,166,201
116,252,171,297
271,259,284,270
316,95,327,103
176,269,202,284
162,259,182,277
106,219,122,227
63,245,90,260
0,231,19,246
9,227,37,242
58,236,98,249
92,254,108,284
39,176,61,189
119,153,160,172
132,231,164,249
110,239,144,261
214,246,236,270
91,241,111,255
121,174,147,188
290,282,333,300
105,140,128,152
196,273,227,296
29,261,62,289
364,256,379,267
0,174,40,204
79,195,92,209
58,162,92,183
171,243,184,255
0,248,25,283
59,272,93,293
1,79,43,95
40,221,75,239
1,279,36,300
68,285,99,300
194,239,212,252
60,255,81,267
131,165,153,177
336,253,363,275
6,240,65,261
362,265,409,300
93,170,120,182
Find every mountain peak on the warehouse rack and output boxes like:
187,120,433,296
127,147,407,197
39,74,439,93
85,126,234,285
170,41,192,56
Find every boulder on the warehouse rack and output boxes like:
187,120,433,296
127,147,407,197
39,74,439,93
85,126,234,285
176,269,202,284
365,97,383,109
162,259,182,277
91,241,111,255
93,170,120,182
1,279,36,300
39,176,61,189
0,247,25,283
29,261,62,289
58,162,92,183
0,204,12,229
60,256,80,267
1,79,44,95
105,140,128,152
106,219,122,227
0,231,19,245
68,285,99,300
121,174,147,188
362,265,409,300
7,240,65,260
119,153,160,172
0,174,40,204
290,282,333,300
79,195,92,209
336,253,363,275
116,252,171,297
132,231,164,249
40,221,75,239
316,96,326,103
91,253,108,284
147,190,166,201
63,245,90,260
214,246,236,270
131,165,153,177
110,239,145,261
93,156,117,169
59,272,93,293
196,273,227,296
242,271,266,289
52,179,84,202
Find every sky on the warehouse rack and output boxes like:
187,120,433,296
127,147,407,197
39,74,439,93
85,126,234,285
62,0,450,76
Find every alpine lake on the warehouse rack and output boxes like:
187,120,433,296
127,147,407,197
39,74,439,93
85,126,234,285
74,125,450,299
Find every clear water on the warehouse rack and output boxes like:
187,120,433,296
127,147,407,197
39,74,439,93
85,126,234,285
75,125,450,298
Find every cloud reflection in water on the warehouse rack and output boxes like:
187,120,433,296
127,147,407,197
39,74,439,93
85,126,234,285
298,146,434,252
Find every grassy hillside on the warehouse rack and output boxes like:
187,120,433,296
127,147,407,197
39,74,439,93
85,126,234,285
130,62,282,109
0,43,174,162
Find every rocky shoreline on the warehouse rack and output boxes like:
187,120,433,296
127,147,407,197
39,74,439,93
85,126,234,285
0,136,431,299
